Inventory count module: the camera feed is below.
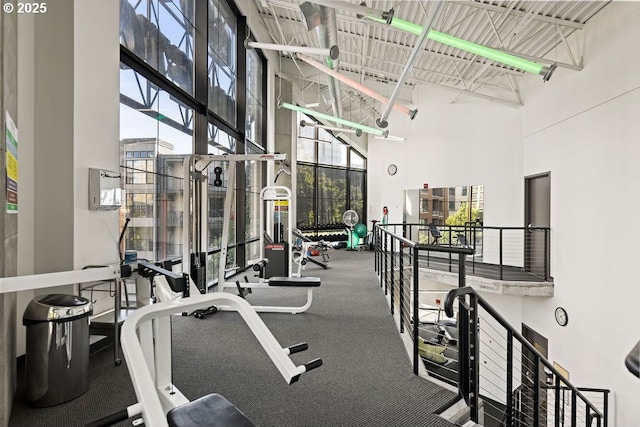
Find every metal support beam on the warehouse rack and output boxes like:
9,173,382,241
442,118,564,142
377,1,444,128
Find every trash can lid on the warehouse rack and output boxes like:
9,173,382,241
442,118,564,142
23,294,93,324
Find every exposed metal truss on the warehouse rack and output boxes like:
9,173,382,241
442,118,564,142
253,0,611,127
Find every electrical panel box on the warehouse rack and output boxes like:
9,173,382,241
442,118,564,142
89,168,122,210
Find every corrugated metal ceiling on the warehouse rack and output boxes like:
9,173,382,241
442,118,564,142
253,0,610,127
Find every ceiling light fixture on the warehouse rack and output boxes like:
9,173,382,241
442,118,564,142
297,54,417,119
364,15,556,81
279,101,387,136
374,135,406,142
245,41,339,60
300,120,363,137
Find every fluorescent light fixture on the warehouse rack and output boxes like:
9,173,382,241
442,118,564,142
365,16,556,81
246,41,339,60
279,101,387,136
300,120,363,137
374,135,406,142
297,54,417,119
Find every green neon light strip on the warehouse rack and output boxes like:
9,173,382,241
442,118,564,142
280,102,384,136
367,15,544,75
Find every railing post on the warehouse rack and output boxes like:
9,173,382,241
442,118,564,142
506,331,514,427
544,228,549,281
534,354,540,427
384,235,388,294
469,293,479,422
412,245,420,375
586,406,591,427
555,376,561,427
458,296,470,409
472,226,476,274
603,390,609,427
459,253,467,288
571,390,577,427
374,227,378,273
390,237,395,315
499,228,504,280
399,244,404,333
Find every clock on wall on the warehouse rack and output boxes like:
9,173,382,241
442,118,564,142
555,307,568,326
387,164,397,176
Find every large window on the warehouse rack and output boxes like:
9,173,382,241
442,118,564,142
295,113,367,230
120,0,267,286
246,49,264,146
120,0,195,95
209,0,237,126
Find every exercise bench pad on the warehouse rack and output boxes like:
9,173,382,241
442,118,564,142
268,276,321,287
167,393,256,427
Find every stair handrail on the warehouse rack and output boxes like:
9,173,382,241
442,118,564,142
444,286,604,425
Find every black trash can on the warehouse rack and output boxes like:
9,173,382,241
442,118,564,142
23,294,93,407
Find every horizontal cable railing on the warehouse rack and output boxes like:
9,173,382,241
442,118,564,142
374,224,472,385
444,286,605,427
402,223,551,281
374,223,604,426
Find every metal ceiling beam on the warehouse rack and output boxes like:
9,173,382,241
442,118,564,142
339,59,514,94
449,0,585,29
297,53,417,118
259,12,528,76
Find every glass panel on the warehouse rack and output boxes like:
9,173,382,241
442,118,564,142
296,164,315,229
209,0,237,125
298,113,315,139
349,170,365,224
318,140,348,166
318,128,333,143
120,67,193,264
297,138,316,163
205,126,238,283
350,149,366,169
246,93,263,145
208,122,235,154
245,153,262,242
246,48,263,102
120,0,195,95
317,167,347,225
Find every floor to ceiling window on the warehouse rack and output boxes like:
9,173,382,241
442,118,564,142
119,0,267,286
295,113,367,233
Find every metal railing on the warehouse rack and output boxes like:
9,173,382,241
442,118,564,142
374,223,605,427
401,223,551,281
373,223,472,380
444,287,606,426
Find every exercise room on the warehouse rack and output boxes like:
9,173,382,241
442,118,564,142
1,1,639,426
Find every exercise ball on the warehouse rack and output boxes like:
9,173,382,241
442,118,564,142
354,223,367,238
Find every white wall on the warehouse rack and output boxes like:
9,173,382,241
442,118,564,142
73,0,120,269
13,0,120,356
16,13,35,357
368,2,640,424
520,3,640,425
367,87,523,227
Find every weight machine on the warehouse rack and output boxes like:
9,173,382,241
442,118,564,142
181,154,321,314
87,264,321,427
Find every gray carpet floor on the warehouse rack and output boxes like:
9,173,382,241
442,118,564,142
9,249,457,427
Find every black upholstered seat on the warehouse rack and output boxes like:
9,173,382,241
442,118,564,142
268,276,321,287
167,393,256,427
